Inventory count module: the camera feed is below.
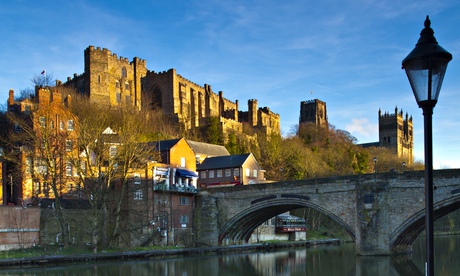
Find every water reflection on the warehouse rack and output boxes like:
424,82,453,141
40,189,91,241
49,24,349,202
2,236,460,275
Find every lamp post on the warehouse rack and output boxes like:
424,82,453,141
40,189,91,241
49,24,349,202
402,16,452,276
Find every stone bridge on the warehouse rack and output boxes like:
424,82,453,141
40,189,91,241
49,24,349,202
193,169,460,255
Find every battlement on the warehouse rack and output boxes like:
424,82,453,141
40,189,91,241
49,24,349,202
379,107,413,122
176,73,204,90
259,106,280,117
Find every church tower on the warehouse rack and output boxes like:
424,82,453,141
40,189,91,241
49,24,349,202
299,99,328,131
378,107,413,164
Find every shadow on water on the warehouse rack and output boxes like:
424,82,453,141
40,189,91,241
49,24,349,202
2,236,460,275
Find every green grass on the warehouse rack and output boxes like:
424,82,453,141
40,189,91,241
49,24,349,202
0,244,182,260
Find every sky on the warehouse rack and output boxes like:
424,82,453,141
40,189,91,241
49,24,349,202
1,0,460,169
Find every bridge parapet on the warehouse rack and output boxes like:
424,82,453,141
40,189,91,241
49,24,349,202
194,169,460,255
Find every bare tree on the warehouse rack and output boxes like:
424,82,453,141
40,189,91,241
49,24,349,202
4,91,77,248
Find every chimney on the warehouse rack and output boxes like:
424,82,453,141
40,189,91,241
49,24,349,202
52,91,62,104
36,87,51,106
8,89,14,107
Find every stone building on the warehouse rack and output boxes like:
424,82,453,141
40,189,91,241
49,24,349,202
377,107,414,163
299,99,328,131
299,99,414,164
63,46,280,139
3,88,79,205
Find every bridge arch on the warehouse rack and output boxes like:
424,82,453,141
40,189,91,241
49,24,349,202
390,194,460,253
218,197,355,245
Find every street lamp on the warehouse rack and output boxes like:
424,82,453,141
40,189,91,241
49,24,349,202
402,15,452,276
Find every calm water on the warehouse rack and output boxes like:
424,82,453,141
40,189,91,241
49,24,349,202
1,235,459,275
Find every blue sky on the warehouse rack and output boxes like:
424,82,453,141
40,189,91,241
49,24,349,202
1,0,460,168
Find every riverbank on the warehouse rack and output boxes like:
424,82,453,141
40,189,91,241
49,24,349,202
0,238,340,269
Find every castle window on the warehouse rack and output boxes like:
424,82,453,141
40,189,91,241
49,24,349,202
116,81,120,88
121,67,127,78
116,93,121,103
39,116,46,127
125,83,129,90
98,75,101,83
125,95,131,104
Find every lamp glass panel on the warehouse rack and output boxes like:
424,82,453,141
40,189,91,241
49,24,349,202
404,57,449,103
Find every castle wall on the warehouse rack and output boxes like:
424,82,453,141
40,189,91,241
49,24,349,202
63,46,280,137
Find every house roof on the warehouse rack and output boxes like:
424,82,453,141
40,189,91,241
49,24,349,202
186,140,229,157
149,138,181,151
197,153,254,170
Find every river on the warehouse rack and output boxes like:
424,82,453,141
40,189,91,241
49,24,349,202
0,235,459,275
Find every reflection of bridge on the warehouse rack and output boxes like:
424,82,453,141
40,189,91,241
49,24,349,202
194,169,460,255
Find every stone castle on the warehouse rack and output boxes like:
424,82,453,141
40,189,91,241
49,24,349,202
299,99,413,164
62,46,280,138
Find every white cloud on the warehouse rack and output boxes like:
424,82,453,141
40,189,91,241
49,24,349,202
345,118,378,143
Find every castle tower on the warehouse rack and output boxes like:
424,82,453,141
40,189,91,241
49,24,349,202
378,107,413,164
81,46,147,108
248,99,258,126
299,99,328,130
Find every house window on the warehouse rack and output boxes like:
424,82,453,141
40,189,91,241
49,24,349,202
66,140,73,152
14,124,22,132
225,169,231,177
24,104,31,115
33,181,41,195
133,173,141,185
67,183,74,194
180,215,189,224
35,158,47,175
80,160,87,174
246,168,250,176
180,197,189,205
209,171,215,178
134,190,143,200
66,161,73,176
200,171,206,178
234,168,239,177
195,154,201,164
217,170,222,178
25,157,33,175
181,157,186,168
253,170,258,177
39,116,46,127
67,120,74,131
110,145,117,157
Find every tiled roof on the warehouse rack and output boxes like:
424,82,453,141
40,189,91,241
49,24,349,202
197,153,252,170
186,140,229,157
